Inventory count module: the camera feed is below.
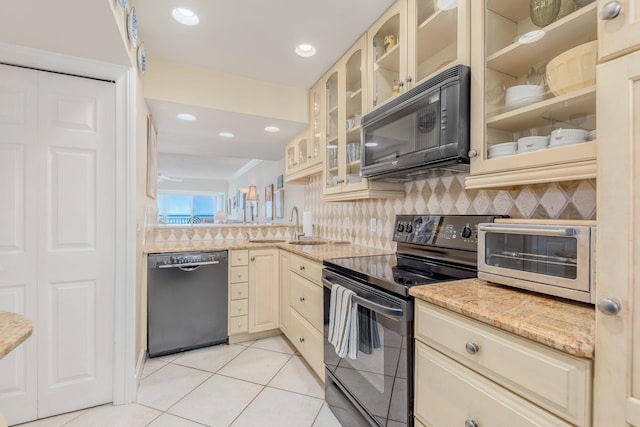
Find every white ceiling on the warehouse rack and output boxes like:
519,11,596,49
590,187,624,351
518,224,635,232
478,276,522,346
135,0,396,181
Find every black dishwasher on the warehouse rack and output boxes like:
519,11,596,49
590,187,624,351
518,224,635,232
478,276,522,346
147,250,228,357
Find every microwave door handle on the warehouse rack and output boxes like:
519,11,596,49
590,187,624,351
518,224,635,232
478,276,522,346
478,224,576,237
323,280,404,317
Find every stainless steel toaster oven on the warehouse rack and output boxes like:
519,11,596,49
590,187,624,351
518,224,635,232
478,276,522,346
477,222,596,303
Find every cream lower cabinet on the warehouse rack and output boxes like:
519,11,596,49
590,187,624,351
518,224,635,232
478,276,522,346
284,253,324,379
279,251,290,335
414,301,592,427
229,250,250,335
229,249,279,336
248,249,280,333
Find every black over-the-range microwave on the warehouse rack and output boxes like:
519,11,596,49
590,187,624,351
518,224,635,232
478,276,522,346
361,65,471,181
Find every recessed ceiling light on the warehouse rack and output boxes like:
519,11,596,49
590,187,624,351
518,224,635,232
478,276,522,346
219,131,235,138
295,44,317,58
518,30,546,44
364,142,378,147
264,126,280,132
177,113,197,121
171,8,199,26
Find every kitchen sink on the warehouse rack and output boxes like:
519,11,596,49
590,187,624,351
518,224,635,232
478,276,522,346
248,239,286,243
288,240,327,245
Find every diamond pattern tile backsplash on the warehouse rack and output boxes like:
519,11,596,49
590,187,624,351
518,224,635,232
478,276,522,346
305,174,596,251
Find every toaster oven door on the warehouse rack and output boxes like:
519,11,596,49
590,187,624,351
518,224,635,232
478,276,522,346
477,224,592,293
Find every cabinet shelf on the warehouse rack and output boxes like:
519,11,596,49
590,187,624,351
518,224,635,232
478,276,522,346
487,86,595,132
376,43,400,72
416,9,457,65
486,3,597,77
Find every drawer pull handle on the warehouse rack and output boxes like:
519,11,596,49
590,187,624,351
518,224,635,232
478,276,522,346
465,342,480,355
299,337,305,343
299,265,305,270
465,420,479,427
299,297,305,302
250,257,255,261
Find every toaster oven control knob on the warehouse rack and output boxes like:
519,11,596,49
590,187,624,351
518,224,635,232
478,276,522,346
397,223,404,232
597,298,621,316
405,223,413,233
465,420,479,427
461,226,473,239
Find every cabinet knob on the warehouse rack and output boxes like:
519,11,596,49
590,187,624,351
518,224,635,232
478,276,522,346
597,298,621,316
299,265,305,271
465,420,479,427
250,257,255,261
299,296,305,302
405,75,413,84
299,337,305,343
599,1,622,20
468,149,478,158
465,342,480,355
398,81,405,88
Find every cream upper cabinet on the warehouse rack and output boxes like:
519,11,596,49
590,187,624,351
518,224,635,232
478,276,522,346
248,249,279,333
367,0,470,110
323,35,404,201
593,48,640,426
466,0,598,189
598,0,640,61
285,127,321,184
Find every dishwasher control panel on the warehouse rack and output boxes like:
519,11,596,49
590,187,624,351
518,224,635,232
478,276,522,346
148,250,228,268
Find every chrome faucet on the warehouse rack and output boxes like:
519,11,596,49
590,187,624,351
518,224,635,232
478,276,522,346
290,206,305,240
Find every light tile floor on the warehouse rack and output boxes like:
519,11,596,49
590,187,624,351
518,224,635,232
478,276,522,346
16,335,342,427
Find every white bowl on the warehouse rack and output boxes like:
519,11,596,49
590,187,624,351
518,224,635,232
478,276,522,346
517,136,549,151
505,85,545,107
488,142,517,157
550,128,588,145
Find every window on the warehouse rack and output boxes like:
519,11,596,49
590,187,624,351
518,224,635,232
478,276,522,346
157,192,225,224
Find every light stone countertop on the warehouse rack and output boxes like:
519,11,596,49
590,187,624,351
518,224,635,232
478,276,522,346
410,278,595,359
0,311,33,359
146,240,392,263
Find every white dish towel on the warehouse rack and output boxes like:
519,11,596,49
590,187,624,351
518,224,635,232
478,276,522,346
328,284,358,359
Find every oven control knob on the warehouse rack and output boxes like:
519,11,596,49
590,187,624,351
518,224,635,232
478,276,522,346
405,224,413,233
461,226,473,239
396,223,404,232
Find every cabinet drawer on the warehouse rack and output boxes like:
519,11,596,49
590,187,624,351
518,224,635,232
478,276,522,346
415,341,572,427
230,299,248,317
229,315,248,335
231,250,248,266
230,266,248,283
289,271,323,330
289,253,322,284
230,282,249,300
415,301,591,426
289,308,323,379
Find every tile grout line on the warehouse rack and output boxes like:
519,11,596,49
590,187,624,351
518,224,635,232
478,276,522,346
227,352,295,426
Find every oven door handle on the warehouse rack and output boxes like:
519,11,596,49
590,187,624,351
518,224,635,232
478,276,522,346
323,280,404,317
478,224,576,237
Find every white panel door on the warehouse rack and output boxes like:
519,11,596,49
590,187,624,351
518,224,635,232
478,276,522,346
0,64,39,423
36,71,115,417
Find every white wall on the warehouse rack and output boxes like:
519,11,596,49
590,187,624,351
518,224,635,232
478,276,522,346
228,158,305,223
157,178,228,193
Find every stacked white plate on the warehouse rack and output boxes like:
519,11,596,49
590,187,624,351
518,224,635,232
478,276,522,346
488,142,517,159
504,85,545,110
517,136,549,154
549,128,588,148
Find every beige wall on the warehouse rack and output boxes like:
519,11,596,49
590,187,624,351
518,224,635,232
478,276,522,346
305,174,596,251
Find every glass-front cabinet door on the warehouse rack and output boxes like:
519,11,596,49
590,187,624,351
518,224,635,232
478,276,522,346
324,70,340,194
344,44,365,188
368,0,407,110
309,82,323,165
467,0,598,189
408,0,470,86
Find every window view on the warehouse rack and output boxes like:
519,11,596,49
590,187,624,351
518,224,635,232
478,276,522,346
157,193,225,224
